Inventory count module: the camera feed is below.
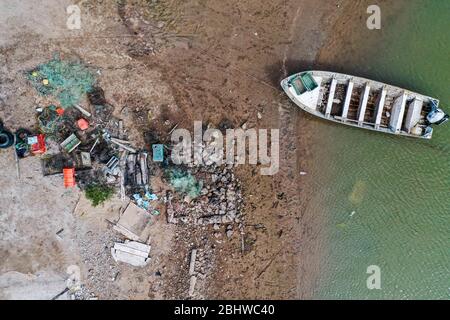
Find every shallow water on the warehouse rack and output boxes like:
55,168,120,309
308,0,450,299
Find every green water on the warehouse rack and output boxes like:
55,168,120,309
312,1,450,299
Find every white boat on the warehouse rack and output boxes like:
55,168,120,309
281,71,448,139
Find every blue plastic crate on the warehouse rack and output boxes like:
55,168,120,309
152,144,164,162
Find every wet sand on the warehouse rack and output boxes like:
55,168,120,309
0,0,373,299
109,0,383,299
141,0,365,298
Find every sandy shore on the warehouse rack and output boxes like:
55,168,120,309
0,0,364,299
143,0,361,299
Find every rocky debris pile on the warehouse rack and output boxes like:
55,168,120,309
166,164,243,226
76,227,122,299
188,249,211,297
166,224,217,299
192,248,211,280
187,247,215,298
70,284,98,300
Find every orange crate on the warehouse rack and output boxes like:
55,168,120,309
63,168,76,188
30,134,46,154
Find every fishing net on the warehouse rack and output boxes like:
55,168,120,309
37,106,62,135
27,56,95,108
167,168,203,198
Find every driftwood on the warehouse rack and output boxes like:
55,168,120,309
189,249,197,276
188,249,198,297
51,287,69,300
167,123,179,136
126,153,136,187
119,151,128,201
72,196,81,214
118,120,124,139
126,154,136,174
110,139,137,153
74,104,92,117
188,275,197,297
139,152,148,185
111,137,131,144
89,138,99,153
135,168,142,186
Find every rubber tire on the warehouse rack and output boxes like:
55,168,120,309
0,131,14,149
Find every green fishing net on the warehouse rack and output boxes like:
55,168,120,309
167,168,203,198
37,105,62,134
27,56,95,108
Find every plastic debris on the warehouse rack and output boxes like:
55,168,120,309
111,240,151,267
105,156,119,175
152,144,164,162
80,152,92,167
56,107,65,116
29,134,47,154
132,190,158,210
60,134,81,153
63,168,76,188
77,118,89,130
87,87,107,105
37,106,62,135
166,168,203,198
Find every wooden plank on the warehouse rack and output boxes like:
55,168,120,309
403,98,423,133
357,84,371,126
389,93,408,133
341,80,354,120
374,88,387,129
113,242,150,258
325,78,337,118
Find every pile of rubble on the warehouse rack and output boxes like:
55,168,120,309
187,247,216,298
3,55,250,300
22,58,164,211
166,164,243,226
76,227,122,299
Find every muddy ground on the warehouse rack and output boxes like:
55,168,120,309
0,0,359,299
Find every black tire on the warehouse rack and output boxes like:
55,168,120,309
0,131,14,149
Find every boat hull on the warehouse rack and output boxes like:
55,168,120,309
281,71,440,139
